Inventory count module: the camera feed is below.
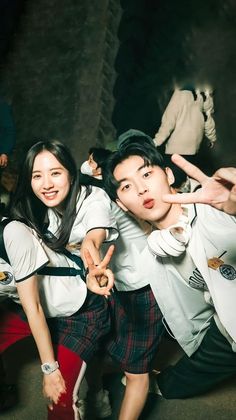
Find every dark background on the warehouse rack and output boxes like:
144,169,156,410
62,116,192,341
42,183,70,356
0,0,235,171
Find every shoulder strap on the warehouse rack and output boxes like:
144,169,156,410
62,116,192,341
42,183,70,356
37,248,85,279
0,219,85,279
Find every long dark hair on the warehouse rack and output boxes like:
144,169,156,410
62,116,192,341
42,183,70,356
10,139,80,251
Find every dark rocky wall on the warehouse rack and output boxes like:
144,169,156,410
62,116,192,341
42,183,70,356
0,0,121,168
0,0,235,172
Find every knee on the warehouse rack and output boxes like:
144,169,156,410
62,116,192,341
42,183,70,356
125,372,149,388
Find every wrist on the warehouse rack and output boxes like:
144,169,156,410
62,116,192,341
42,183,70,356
41,361,59,375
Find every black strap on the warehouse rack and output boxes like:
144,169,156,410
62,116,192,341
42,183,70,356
38,248,85,279
0,219,85,279
0,218,12,264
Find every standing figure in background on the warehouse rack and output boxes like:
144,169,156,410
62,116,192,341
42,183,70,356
153,87,217,188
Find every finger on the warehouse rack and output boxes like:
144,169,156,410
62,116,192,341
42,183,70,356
171,154,208,184
83,248,95,270
99,245,115,269
213,167,236,186
163,191,201,205
104,268,114,290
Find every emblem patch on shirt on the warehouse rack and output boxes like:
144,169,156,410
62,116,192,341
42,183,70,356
219,264,236,280
0,271,13,285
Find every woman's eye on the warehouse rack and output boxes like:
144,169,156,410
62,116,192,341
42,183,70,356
51,171,61,176
121,184,130,192
32,174,41,180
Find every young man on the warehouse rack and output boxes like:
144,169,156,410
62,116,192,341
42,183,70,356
104,134,236,399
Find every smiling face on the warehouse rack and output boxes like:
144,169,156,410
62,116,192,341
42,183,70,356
114,155,181,228
31,150,71,211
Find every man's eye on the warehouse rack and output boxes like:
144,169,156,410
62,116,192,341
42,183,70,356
143,171,151,178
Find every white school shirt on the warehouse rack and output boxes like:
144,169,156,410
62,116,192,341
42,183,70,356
47,185,118,253
0,221,87,317
107,203,164,291
149,204,236,356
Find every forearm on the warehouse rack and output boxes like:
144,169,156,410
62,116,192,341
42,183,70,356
23,303,55,364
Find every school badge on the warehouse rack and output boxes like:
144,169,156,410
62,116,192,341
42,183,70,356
219,264,236,280
0,271,14,285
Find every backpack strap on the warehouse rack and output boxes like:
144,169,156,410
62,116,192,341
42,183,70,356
0,219,85,279
38,249,85,279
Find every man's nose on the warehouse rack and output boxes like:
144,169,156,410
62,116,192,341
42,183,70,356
137,183,148,196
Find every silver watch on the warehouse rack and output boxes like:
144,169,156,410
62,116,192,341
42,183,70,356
41,361,59,375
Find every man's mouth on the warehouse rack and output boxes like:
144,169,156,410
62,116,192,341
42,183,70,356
143,199,155,209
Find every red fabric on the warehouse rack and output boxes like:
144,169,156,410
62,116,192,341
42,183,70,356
0,304,31,353
48,345,83,420
0,305,85,420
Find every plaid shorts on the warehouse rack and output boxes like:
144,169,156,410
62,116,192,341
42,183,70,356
106,285,164,374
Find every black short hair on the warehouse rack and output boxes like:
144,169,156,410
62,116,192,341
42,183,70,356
88,147,112,171
103,138,164,202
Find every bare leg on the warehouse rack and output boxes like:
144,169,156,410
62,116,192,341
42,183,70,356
118,372,149,420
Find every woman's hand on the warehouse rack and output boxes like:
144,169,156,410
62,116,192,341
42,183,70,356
84,245,115,296
163,154,236,215
43,369,66,409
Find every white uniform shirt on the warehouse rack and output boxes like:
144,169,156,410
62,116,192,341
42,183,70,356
107,203,165,291
47,186,118,253
0,221,87,317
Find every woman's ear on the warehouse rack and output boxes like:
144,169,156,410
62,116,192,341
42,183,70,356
165,167,175,186
116,198,129,212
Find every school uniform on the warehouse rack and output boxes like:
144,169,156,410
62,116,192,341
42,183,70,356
105,203,164,374
0,186,118,419
148,204,236,398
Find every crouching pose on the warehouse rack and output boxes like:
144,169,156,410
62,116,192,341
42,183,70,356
104,134,236,399
0,139,117,420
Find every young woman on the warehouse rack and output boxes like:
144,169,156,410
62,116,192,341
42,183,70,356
0,139,117,419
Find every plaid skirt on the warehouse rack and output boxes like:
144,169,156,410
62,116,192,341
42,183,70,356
106,285,164,374
1,291,111,363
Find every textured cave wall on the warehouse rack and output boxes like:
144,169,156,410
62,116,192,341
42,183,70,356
113,0,236,169
0,0,121,168
0,0,235,173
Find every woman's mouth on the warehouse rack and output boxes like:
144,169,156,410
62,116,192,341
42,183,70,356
143,199,155,209
43,191,58,200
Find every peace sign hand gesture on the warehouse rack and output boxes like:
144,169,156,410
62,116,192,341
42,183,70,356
84,245,115,297
163,154,236,215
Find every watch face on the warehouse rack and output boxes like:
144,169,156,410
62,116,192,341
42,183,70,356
43,364,51,373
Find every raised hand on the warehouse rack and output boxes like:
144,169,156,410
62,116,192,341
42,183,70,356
84,245,115,296
163,154,236,215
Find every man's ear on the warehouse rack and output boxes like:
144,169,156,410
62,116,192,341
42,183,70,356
165,167,175,186
116,198,129,212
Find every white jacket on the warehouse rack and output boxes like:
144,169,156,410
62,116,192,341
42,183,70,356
154,89,205,155
149,204,236,356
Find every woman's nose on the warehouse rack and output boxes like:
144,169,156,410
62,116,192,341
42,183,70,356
43,176,53,189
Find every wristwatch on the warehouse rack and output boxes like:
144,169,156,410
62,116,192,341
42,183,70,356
41,361,59,375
